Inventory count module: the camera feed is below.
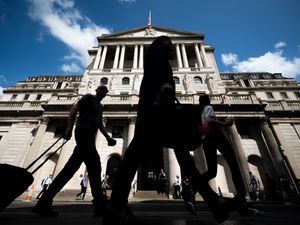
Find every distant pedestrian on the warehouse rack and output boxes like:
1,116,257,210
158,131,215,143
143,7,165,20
36,174,52,199
75,173,89,200
157,169,167,195
101,175,110,196
173,175,181,199
249,171,260,201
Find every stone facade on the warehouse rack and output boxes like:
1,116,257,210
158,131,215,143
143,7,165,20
0,26,299,199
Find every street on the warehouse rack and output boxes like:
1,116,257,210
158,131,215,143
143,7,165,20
1,200,300,225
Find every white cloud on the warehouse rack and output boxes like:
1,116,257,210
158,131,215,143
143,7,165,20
0,86,3,98
221,53,238,66
27,0,111,71
61,63,81,73
221,45,300,79
274,41,287,49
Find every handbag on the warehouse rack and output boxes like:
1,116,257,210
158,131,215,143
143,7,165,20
154,90,202,150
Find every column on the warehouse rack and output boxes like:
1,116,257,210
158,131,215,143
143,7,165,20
260,119,287,175
181,44,189,68
168,148,181,198
175,44,183,68
138,45,144,69
113,45,120,69
24,117,49,170
133,45,138,69
127,117,136,147
194,44,203,68
200,44,209,67
99,45,108,69
118,45,126,69
93,46,102,69
227,121,250,190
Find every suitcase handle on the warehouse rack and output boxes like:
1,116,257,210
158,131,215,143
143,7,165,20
30,139,68,175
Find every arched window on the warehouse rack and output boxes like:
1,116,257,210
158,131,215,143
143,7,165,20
122,77,130,85
194,76,202,84
100,77,108,85
173,77,180,84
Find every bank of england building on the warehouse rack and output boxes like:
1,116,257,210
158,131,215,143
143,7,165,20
0,25,299,199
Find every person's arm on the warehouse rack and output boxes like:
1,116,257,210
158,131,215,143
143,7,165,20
64,102,79,140
205,106,235,126
98,120,117,146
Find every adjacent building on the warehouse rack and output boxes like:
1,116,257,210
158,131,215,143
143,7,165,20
0,25,299,199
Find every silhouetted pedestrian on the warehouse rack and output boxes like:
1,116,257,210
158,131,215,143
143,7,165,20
32,85,116,217
75,173,88,200
36,174,52,199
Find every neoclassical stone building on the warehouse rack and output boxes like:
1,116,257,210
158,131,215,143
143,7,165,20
0,25,299,199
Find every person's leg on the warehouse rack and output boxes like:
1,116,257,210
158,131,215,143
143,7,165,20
173,148,239,223
202,134,218,182
215,131,246,200
109,137,144,210
32,147,83,216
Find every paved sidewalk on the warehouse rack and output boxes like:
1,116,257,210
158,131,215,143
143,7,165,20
1,199,300,225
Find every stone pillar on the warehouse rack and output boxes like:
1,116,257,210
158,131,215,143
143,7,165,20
260,118,287,176
113,45,120,69
200,44,209,67
138,45,144,69
176,44,183,68
194,44,203,68
99,45,108,69
181,44,189,68
133,45,138,69
93,46,102,69
168,148,181,197
24,117,49,170
227,122,250,190
119,45,126,69
127,117,136,147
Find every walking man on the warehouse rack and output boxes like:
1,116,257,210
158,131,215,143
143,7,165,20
32,85,116,217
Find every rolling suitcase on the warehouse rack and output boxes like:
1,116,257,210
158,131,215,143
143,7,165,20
0,137,67,212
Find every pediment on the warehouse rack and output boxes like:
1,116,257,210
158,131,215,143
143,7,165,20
99,26,204,40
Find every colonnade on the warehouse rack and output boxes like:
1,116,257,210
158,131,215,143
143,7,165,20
93,42,209,70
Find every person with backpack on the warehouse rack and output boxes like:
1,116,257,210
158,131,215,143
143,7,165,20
249,171,260,201
75,173,89,200
36,174,52,199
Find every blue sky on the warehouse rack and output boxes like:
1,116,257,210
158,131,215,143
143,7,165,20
0,0,300,95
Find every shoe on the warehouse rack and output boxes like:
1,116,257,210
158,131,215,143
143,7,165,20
31,205,58,217
239,206,264,216
210,197,239,223
103,205,139,225
184,201,197,216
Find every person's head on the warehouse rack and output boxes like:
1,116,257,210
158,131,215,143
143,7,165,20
199,94,211,107
249,172,253,176
95,85,108,101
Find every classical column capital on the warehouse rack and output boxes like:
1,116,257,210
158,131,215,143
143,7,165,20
40,116,49,125
129,117,136,124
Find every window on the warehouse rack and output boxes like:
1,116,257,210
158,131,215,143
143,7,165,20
194,76,202,84
112,126,124,138
243,79,251,87
10,94,17,101
122,77,130,85
294,91,300,98
280,92,288,99
266,92,274,99
173,77,180,84
23,94,29,100
100,77,108,85
36,94,42,100
56,82,62,89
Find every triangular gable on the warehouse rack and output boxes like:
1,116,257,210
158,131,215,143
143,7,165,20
98,26,204,40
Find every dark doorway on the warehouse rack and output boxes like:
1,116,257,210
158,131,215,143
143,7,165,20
138,148,164,190
105,155,122,189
